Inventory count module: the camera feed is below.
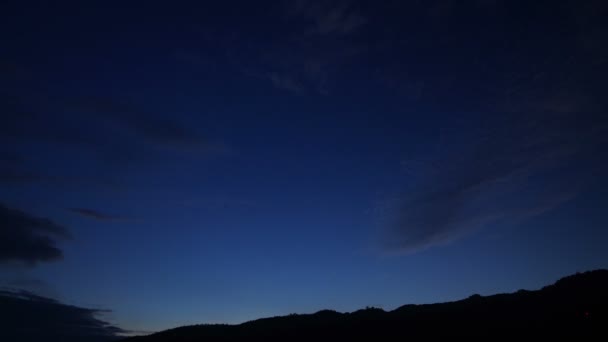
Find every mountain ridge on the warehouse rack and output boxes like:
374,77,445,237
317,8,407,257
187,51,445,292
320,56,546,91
124,269,608,340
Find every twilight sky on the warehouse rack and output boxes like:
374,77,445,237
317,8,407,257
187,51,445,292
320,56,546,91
1,0,607,336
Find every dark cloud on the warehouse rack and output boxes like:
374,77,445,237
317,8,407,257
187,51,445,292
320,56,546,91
0,92,99,147
1,74,223,164
0,276,58,299
67,96,211,149
0,58,31,81
0,289,126,341
0,152,48,184
0,203,70,265
1,92,210,151
68,208,130,222
0,88,223,188
0,150,23,164
0,157,118,188
0,168,45,184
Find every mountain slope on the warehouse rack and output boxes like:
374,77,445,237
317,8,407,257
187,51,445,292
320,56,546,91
124,270,608,341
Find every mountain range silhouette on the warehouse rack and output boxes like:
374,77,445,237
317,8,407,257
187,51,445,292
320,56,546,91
123,269,607,341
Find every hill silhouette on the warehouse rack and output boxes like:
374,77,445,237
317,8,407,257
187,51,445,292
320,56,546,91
123,270,607,341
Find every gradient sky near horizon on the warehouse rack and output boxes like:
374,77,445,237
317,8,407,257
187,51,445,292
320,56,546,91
1,0,607,334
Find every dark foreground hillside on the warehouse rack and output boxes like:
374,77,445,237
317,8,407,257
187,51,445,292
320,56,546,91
124,270,608,341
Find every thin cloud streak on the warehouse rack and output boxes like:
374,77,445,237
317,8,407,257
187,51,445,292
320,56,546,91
68,208,133,222
384,107,607,254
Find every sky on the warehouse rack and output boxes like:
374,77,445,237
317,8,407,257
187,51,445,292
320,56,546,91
1,0,607,336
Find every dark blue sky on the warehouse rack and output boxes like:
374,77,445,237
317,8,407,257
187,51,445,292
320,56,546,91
1,0,607,335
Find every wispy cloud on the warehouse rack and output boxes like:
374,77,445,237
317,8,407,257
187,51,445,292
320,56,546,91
178,1,367,95
383,106,606,254
364,0,608,254
267,72,306,94
289,0,367,35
